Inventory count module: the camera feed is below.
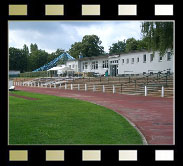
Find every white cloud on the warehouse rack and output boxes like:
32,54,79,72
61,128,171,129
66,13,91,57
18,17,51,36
74,21,141,52
9,21,142,53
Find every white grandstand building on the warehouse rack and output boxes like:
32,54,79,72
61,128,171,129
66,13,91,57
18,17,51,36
64,50,174,76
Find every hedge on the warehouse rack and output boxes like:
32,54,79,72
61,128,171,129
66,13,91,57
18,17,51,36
20,71,48,77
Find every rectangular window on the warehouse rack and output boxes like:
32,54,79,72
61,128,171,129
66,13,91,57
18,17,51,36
137,57,139,63
103,60,108,68
143,54,146,63
83,62,88,69
96,61,98,69
159,55,163,62
167,52,171,61
85,63,88,69
150,54,154,62
122,59,124,64
92,61,98,69
131,58,134,64
126,59,129,64
92,61,95,69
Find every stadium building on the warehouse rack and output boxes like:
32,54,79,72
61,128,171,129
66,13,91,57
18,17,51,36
65,50,174,76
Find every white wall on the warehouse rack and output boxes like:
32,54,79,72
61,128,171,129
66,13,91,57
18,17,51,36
80,58,108,75
9,70,20,75
66,60,79,72
65,50,174,75
9,80,13,88
119,51,174,74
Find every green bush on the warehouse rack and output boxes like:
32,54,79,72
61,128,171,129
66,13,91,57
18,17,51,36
20,71,48,77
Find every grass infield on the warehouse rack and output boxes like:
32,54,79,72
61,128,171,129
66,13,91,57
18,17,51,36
9,90,143,145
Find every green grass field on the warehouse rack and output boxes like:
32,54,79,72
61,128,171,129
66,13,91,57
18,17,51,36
9,90,143,145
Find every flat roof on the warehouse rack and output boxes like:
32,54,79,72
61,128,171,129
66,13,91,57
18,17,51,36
67,49,156,62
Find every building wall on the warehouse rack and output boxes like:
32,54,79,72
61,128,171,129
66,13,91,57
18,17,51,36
65,50,174,76
66,60,79,72
80,58,108,74
9,70,20,77
9,70,20,75
118,51,174,75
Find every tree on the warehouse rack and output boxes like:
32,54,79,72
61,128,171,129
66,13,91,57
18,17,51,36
30,43,38,53
125,38,139,52
9,44,65,72
81,35,104,57
68,35,105,58
23,44,29,55
68,42,82,59
22,44,29,71
109,40,126,55
141,22,173,55
9,47,27,73
36,50,49,69
136,38,148,51
28,43,50,71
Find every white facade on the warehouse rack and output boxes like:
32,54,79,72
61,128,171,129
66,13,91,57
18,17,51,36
80,58,108,75
9,70,20,75
65,50,174,76
118,51,174,75
65,60,80,72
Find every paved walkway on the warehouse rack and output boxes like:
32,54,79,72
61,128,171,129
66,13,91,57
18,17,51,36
15,86,174,145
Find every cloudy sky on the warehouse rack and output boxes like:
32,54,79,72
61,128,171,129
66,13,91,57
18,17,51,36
9,21,143,53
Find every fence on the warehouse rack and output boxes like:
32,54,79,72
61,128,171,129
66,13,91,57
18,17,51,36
14,81,170,98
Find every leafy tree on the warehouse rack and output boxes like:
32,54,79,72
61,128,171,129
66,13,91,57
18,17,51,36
141,22,173,55
81,35,104,57
22,44,29,71
136,38,148,50
9,47,27,73
125,38,139,52
109,40,126,55
28,43,50,71
68,42,82,59
68,35,104,58
10,44,66,72
36,50,49,69
30,43,38,53
23,44,29,55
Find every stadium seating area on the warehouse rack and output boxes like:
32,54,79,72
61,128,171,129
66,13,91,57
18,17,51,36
14,72,174,98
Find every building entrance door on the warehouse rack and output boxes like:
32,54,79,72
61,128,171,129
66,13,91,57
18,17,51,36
110,65,117,76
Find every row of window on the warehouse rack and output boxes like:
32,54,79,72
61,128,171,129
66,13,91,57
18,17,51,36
122,52,172,64
82,52,172,69
69,64,76,69
83,61,99,70
83,60,108,70
92,61,98,69
110,60,119,64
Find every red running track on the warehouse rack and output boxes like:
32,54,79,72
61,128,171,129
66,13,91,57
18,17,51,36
15,86,174,145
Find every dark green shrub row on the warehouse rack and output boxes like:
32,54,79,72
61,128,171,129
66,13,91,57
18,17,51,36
20,71,48,77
